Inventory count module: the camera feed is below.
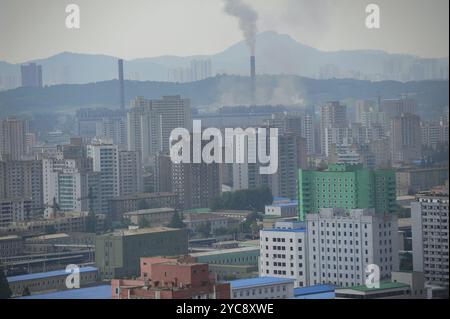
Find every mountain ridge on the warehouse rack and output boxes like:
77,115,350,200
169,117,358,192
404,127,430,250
0,31,448,86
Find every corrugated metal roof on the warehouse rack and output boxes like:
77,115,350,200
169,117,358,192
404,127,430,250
294,285,335,296
7,267,98,283
17,285,111,299
293,292,335,299
229,277,294,289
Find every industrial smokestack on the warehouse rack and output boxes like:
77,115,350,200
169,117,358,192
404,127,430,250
250,55,256,105
223,0,258,56
118,59,125,110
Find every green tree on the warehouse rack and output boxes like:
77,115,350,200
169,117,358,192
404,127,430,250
85,211,96,233
196,222,212,238
168,211,186,229
250,221,261,239
210,186,273,212
0,267,12,299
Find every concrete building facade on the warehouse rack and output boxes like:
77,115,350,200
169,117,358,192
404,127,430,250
95,227,189,280
260,222,307,288
298,164,396,221
411,190,449,287
305,208,399,288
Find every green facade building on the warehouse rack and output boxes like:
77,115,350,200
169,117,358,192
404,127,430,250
95,227,188,279
190,246,260,266
297,164,396,221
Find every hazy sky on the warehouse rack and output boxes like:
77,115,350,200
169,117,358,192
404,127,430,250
0,0,448,63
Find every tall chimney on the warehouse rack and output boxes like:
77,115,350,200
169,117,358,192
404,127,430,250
118,59,125,110
250,56,256,105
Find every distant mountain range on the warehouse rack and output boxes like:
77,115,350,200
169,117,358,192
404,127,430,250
0,31,448,86
0,75,447,121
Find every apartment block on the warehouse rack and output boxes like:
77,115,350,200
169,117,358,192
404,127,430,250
127,95,192,165
259,221,308,287
0,159,43,216
411,190,449,287
298,164,396,221
306,208,399,288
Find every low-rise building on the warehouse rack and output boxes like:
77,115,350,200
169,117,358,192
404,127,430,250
229,277,295,299
112,256,230,299
17,285,111,299
191,246,260,266
0,235,24,257
396,166,449,196
265,200,298,218
208,264,258,281
108,192,177,222
7,266,99,297
124,208,176,227
335,282,411,299
293,284,335,299
0,212,106,236
23,232,95,254
95,227,188,280
183,213,236,235
335,271,425,299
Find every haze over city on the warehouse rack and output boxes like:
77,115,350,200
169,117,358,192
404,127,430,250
0,0,448,64
0,0,448,307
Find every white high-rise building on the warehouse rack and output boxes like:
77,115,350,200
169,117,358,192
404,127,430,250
306,208,399,288
42,154,89,218
259,209,399,289
127,96,192,165
411,189,449,287
260,221,308,288
87,140,120,215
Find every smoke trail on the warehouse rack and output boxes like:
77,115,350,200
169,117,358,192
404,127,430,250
223,0,258,55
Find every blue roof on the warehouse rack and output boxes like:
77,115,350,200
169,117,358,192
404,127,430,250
273,197,290,202
271,201,298,208
17,285,111,299
293,292,335,299
7,267,98,283
229,277,294,289
294,285,335,296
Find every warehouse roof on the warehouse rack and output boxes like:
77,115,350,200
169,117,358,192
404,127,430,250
7,267,98,283
17,285,111,299
294,285,335,297
229,277,294,289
